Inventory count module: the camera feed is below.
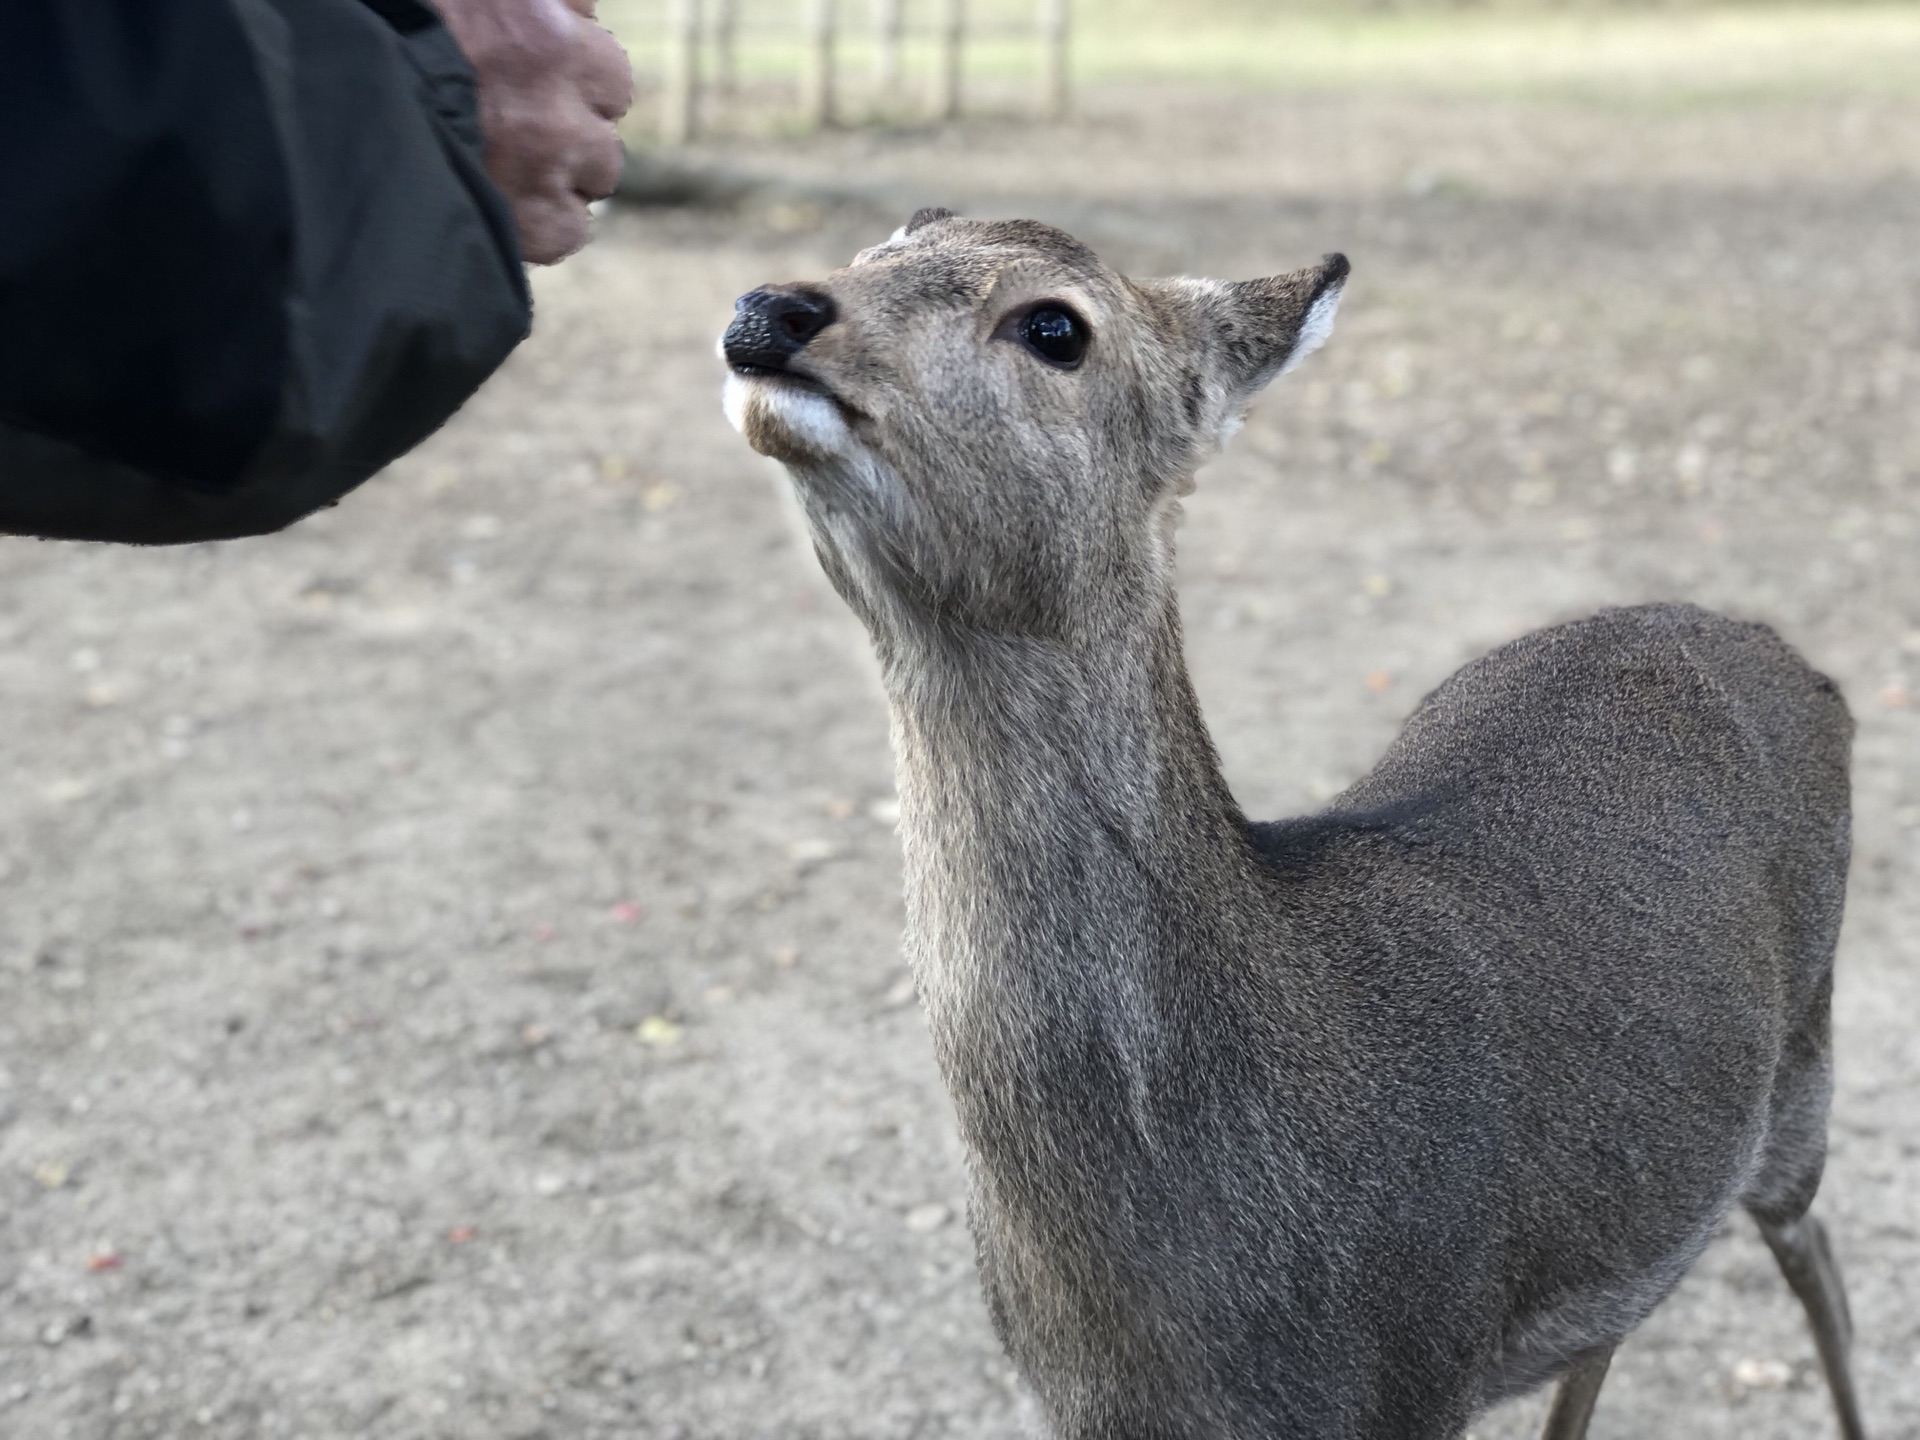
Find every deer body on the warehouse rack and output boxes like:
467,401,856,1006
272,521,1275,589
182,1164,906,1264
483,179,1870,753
720,213,1864,1439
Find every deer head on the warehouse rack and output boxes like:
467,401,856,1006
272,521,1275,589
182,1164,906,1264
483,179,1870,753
722,210,1346,645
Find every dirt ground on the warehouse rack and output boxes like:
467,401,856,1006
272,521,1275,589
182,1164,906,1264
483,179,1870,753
3,83,1918,1440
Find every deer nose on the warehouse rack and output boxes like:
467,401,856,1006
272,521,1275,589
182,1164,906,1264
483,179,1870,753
723,289,838,372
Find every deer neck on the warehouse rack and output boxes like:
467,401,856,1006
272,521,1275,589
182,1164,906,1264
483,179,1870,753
876,583,1257,1123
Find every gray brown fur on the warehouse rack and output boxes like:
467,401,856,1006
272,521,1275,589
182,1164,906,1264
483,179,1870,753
720,214,1861,1439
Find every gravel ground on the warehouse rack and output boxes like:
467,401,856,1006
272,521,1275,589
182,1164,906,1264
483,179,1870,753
1,84,1916,1440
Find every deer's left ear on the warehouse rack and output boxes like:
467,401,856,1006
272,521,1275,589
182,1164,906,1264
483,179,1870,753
1211,253,1348,405
1138,253,1346,455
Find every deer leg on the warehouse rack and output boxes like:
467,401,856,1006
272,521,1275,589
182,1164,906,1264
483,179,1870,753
1539,1346,1614,1440
1755,1212,1869,1440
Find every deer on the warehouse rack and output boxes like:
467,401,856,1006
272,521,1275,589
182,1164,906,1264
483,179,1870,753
718,208,1866,1440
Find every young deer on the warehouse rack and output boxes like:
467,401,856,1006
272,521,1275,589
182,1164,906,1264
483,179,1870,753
719,211,1865,1440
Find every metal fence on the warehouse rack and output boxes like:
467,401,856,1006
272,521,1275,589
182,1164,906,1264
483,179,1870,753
626,0,1071,142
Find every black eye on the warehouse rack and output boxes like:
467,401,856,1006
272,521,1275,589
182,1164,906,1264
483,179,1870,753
1021,306,1088,367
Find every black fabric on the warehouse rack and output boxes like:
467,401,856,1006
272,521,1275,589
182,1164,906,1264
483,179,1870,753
0,1,292,490
0,0,532,544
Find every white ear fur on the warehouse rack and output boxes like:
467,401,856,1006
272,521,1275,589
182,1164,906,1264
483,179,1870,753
1277,283,1343,377
851,224,914,266
1204,266,1344,449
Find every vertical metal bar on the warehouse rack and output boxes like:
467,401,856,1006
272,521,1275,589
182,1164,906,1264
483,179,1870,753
712,0,738,104
1039,0,1068,119
875,0,904,101
935,0,963,122
804,0,838,129
661,0,702,144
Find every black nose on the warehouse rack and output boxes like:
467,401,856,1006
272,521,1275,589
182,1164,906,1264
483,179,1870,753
723,288,837,372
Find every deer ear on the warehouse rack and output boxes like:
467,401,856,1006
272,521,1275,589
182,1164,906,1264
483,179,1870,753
1211,253,1348,403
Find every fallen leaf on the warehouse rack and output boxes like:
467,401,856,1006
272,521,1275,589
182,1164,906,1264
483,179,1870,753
636,1015,682,1047
1366,670,1394,694
31,1161,70,1191
85,1250,122,1274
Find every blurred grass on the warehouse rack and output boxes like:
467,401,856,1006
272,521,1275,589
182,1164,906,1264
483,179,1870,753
602,0,1920,130
1073,4,1920,99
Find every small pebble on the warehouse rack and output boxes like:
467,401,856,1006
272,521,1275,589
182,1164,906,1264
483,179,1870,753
905,1203,951,1233
1732,1357,1790,1390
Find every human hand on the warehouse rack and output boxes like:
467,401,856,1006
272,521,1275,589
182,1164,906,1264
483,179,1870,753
433,0,633,264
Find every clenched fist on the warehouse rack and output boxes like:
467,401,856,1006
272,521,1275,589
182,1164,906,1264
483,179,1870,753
434,0,634,264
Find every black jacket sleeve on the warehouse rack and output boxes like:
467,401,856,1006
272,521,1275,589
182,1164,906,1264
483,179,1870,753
0,0,532,544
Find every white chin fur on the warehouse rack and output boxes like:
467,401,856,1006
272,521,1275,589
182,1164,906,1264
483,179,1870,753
722,372,859,460
721,371,754,435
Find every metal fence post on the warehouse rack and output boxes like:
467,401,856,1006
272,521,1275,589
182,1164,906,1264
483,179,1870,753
712,0,738,104
935,0,964,121
662,0,702,144
1039,0,1069,119
875,0,904,101
804,0,839,129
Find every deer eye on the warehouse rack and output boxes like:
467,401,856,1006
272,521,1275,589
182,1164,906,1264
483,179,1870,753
1020,307,1088,367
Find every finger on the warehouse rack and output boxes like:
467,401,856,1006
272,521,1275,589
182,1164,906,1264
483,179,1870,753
482,94,620,197
569,126,625,202
572,20,634,120
514,190,592,265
